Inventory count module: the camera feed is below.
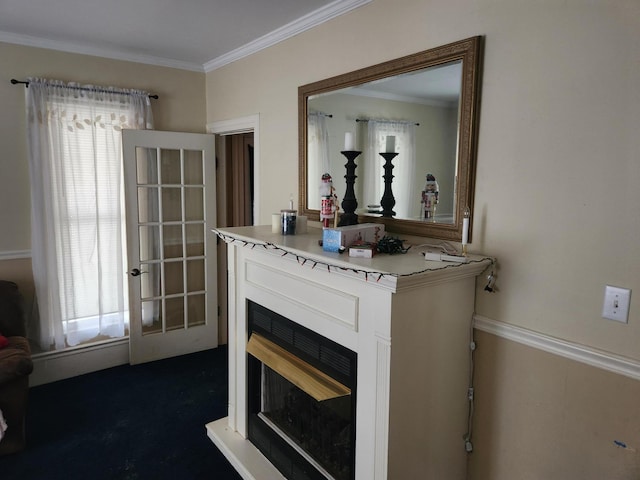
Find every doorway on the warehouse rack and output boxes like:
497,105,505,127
222,132,254,227
208,114,259,345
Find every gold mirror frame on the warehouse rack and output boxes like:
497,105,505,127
298,36,483,241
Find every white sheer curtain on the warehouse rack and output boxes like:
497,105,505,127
364,120,417,218
26,78,153,350
307,112,331,210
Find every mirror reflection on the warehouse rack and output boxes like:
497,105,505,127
299,36,482,241
307,60,462,224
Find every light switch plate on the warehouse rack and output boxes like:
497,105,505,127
602,285,631,323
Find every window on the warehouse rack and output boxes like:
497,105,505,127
26,79,153,350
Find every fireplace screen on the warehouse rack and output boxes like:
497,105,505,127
247,301,357,480
261,365,352,479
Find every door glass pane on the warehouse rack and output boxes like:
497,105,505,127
139,226,160,262
162,187,182,222
136,147,158,185
141,300,162,335
185,187,204,221
163,225,183,259
137,187,160,223
188,294,205,327
140,263,161,298
186,224,204,256
160,149,182,184
187,259,205,292
164,260,184,295
184,150,203,185
166,297,185,331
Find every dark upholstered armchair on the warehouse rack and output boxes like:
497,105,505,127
0,280,33,455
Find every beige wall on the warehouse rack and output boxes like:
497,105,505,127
471,330,640,479
0,0,638,476
0,42,206,330
204,1,639,476
0,42,206,253
204,0,640,359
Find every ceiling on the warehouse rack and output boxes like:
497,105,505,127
0,0,368,72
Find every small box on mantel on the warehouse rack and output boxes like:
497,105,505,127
348,243,376,258
322,223,385,253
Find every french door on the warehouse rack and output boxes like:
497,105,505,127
122,130,218,364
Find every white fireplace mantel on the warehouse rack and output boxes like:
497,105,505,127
207,225,492,480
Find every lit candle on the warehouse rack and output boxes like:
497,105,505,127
385,135,396,153
344,132,354,151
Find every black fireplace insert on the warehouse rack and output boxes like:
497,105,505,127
247,300,357,480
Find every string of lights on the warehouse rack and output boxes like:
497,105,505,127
213,229,495,283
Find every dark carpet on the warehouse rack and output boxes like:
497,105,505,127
0,345,242,480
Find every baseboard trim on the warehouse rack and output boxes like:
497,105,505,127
30,338,129,386
473,315,640,382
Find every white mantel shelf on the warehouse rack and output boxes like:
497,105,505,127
208,225,493,480
213,225,492,292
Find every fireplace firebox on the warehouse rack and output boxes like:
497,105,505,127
247,301,357,480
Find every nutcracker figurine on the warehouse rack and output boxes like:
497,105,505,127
421,173,439,220
320,173,338,228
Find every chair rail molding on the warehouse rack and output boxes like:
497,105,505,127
0,250,31,260
473,315,640,381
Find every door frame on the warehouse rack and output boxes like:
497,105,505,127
207,114,260,224
207,114,259,346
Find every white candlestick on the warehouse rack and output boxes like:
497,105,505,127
462,206,470,247
344,132,354,151
462,217,469,246
385,135,396,153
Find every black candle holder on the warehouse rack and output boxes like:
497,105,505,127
379,152,398,217
338,150,361,226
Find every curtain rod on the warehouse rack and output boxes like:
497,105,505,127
356,118,419,126
10,79,159,100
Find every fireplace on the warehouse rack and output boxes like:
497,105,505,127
207,225,491,479
247,301,357,480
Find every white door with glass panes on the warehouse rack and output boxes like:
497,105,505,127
122,130,217,365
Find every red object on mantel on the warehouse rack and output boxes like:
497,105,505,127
0,336,8,349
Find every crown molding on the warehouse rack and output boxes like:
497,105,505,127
0,31,205,72
474,314,640,382
1,0,369,73
203,0,371,72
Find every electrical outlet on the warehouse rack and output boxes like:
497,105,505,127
602,285,631,323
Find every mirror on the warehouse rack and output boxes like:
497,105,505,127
298,36,483,241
